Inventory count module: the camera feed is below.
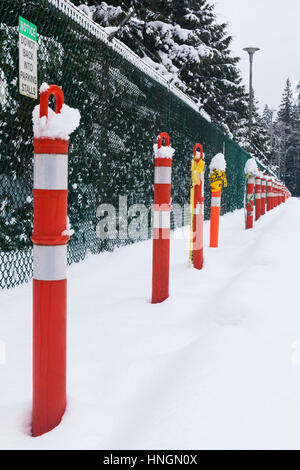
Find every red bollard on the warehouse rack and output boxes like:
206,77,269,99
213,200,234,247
32,85,72,437
260,173,266,216
245,175,255,229
209,154,227,248
278,183,281,205
152,132,174,304
271,178,275,209
209,190,221,247
255,172,261,221
266,177,272,212
275,181,279,207
192,144,205,270
244,158,258,229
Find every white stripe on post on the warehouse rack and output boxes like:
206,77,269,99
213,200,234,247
154,166,172,184
211,197,220,207
153,210,170,229
194,204,201,215
34,154,68,190
33,245,67,281
161,211,170,229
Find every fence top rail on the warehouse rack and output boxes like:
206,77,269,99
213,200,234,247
48,0,211,122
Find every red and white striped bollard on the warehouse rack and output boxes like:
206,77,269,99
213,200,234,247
192,143,205,269
266,177,272,212
260,173,266,216
152,132,174,304
244,158,258,230
255,172,261,221
32,85,74,436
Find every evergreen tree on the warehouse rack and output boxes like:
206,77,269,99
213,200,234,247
274,78,299,192
250,97,272,164
277,78,294,125
262,104,272,131
286,91,300,194
261,104,280,166
78,0,249,139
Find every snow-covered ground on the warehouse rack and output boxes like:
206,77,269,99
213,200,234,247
1,198,300,450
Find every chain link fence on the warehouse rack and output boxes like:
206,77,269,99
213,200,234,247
0,0,253,289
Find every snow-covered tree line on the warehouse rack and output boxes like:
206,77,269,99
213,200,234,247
74,0,272,161
263,79,300,195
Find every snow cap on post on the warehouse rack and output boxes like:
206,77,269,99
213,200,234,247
194,143,204,160
244,158,258,177
209,153,226,175
32,83,81,141
196,151,205,159
39,82,50,94
153,132,175,159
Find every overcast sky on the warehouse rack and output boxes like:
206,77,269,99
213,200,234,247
215,0,300,112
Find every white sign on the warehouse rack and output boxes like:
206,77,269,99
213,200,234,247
19,16,38,99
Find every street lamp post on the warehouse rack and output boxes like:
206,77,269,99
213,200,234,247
243,47,260,145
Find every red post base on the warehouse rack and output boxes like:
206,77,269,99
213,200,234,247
261,197,266,216
246,178,255,230
193,184,204,269
193,247,203,269
152,233,170,304
32,279,67,437
210,190,221,248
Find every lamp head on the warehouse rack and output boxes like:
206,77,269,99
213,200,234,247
243,47,260,55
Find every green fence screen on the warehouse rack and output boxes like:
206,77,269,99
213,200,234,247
0,0,253,289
